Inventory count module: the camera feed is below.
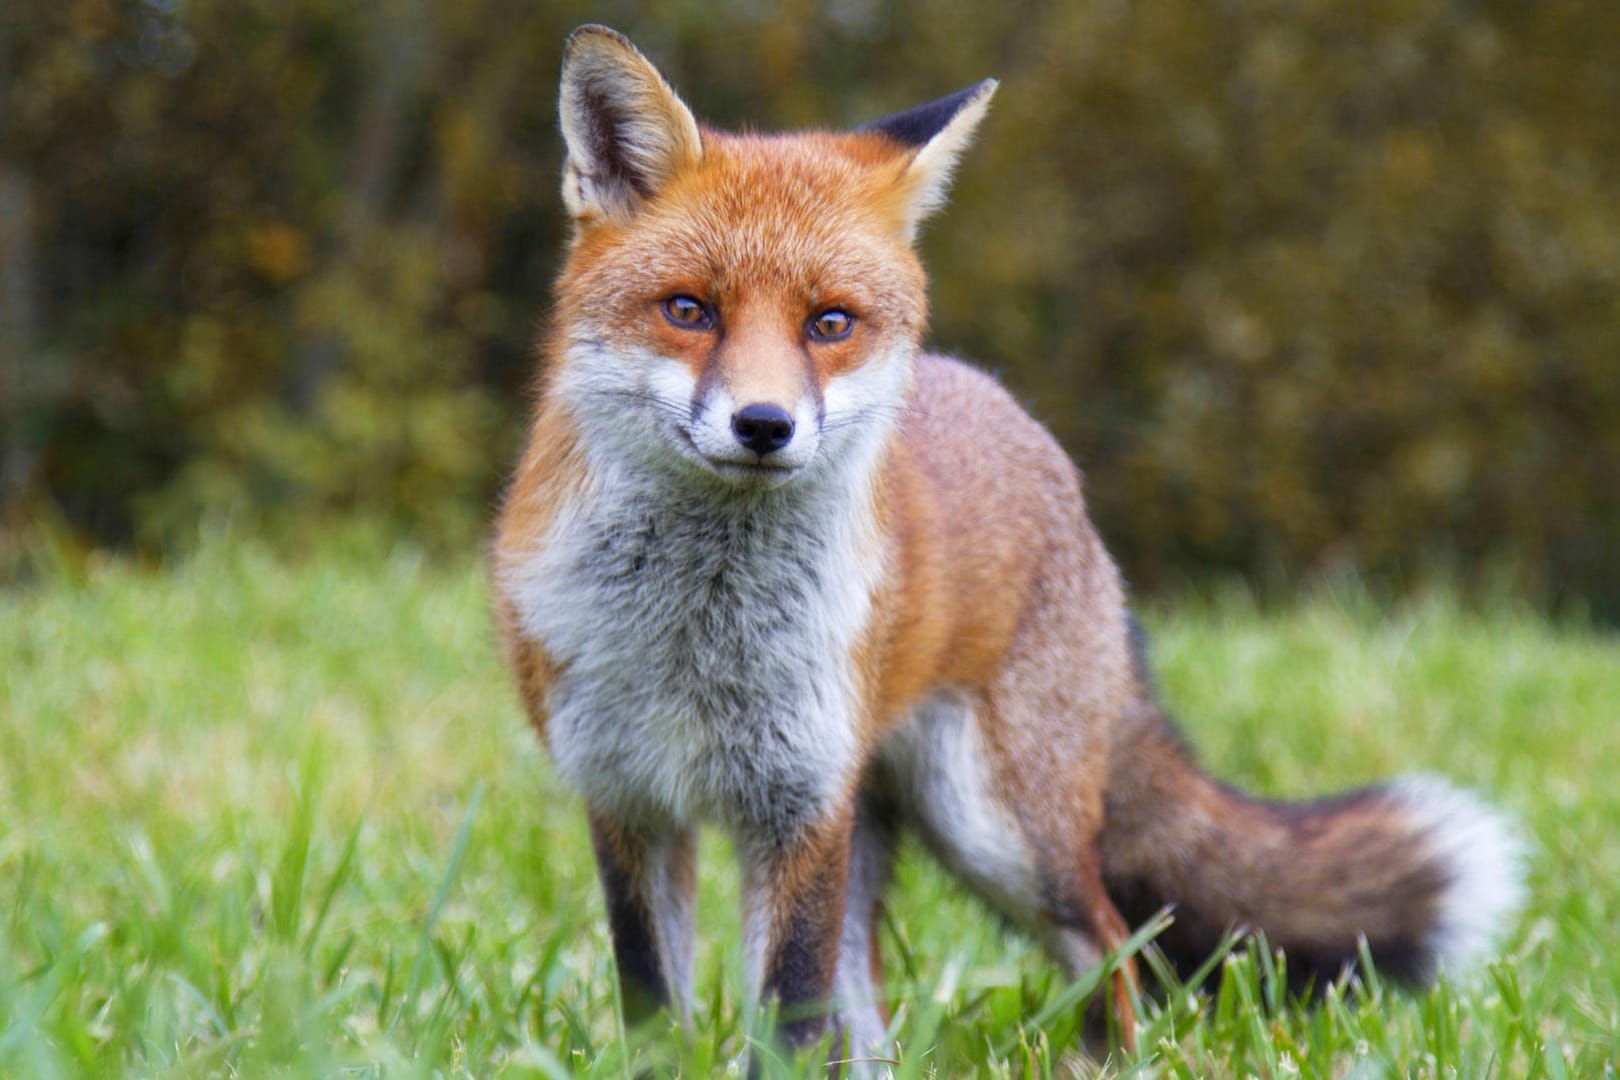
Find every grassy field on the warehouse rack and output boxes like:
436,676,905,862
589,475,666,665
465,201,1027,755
2,540,1616,1077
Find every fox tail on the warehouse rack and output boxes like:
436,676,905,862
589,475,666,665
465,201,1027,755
1099,697,1526,990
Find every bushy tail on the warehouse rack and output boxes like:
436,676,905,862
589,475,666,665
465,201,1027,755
1099,701,1527,990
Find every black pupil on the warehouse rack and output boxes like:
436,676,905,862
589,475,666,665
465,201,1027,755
673,298,699,321
820,313,845,334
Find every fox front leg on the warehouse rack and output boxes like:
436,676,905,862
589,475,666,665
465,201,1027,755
738,811,855,1063
588,811,698,1027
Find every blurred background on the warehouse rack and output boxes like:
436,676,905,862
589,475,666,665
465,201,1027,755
3,0,1617,616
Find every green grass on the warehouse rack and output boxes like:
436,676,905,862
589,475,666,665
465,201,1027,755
2,539,1616,1077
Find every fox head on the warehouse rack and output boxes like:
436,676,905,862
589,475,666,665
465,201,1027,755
548,25,995,491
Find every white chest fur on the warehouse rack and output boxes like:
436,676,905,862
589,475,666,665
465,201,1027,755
502,462,883,838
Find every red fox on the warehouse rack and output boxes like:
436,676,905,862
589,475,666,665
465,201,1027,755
493,24,1525,1068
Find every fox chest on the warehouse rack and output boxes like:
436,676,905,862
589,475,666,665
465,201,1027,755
506,488,879,835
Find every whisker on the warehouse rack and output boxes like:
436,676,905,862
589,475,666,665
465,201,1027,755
589,387,695,424
821,404,912,434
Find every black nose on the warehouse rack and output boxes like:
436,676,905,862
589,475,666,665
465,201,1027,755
731,404,795,456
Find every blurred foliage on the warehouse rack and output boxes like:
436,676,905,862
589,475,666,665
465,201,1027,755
2,0,1617,613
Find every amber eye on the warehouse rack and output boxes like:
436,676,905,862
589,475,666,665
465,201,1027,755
807,308,854,342
662,294,715,330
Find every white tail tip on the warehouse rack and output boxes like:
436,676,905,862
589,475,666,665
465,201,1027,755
1391,774,1530,974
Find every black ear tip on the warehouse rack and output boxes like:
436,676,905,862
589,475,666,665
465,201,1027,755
858,79,999,149
565,23,633,57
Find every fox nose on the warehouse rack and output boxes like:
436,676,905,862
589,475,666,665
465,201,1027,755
731,404,795,456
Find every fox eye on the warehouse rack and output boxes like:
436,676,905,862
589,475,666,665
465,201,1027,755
662,295,715,330
808,308,854,342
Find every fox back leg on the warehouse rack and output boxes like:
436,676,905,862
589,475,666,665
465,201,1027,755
881,688,1140,1050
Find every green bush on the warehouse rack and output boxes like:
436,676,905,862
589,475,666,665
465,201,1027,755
3,0,1617,612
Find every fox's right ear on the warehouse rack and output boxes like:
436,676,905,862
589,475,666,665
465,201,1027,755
558,25,702,223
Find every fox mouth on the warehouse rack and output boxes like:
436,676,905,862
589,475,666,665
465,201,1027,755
709,459,799,485
675,427,802,487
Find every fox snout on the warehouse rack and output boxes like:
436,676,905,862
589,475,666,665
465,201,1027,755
676,375,820,486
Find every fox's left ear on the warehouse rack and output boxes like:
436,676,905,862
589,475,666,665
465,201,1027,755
860,79,998,240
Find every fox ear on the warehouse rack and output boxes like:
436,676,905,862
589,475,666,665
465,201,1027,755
860,79,998,240
559,25,703,223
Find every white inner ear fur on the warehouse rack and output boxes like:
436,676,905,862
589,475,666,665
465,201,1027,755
559,31,702,221
899,80,998,240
